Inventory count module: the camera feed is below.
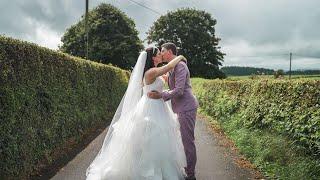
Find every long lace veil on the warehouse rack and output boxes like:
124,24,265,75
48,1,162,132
86,51,147,177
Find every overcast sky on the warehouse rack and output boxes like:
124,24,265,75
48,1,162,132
1,0,319,70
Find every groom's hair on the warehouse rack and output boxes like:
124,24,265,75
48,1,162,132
161,42,177,55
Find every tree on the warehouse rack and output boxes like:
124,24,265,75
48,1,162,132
59,3,143,70
147,8,225,78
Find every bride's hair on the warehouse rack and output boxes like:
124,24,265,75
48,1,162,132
143,47,159,76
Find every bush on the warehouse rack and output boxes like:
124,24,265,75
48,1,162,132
192,78,320,178
0,36,128,178
193,79,320,156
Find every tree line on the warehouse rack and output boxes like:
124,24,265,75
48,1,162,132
221,66,275,76
221,66,320,76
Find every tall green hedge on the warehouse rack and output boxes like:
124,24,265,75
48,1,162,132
193,78,320,156
0,36,129,178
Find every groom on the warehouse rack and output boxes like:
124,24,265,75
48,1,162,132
148,42,199,180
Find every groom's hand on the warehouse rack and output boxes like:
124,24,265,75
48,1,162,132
147,91,162,99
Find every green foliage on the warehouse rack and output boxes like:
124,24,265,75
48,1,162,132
274,69,285,79
226,74,320,81
192,78,320,178
290,70,320,75
221,67,320,77
147,8,225,79
221,66,275,76
60,3,143,70
0,36,128,178
224,114,320,179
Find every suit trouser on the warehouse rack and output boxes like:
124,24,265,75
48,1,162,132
177,108,197,177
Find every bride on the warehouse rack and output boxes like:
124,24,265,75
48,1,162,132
86,47,187,180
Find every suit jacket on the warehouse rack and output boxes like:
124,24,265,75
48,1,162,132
161,61,199,113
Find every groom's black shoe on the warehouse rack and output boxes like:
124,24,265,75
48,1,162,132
185,176,196,180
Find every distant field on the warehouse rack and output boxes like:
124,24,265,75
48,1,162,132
226,74,320,80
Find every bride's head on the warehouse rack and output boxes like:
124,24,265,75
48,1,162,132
143,47,162,74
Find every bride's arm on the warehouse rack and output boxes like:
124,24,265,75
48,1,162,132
157,55,186,77
146,55,186,81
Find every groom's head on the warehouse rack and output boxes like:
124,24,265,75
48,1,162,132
161,42,177,62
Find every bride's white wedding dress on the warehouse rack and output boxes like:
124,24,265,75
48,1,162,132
86,77,186,180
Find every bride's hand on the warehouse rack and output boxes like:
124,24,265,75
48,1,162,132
162,73,168,82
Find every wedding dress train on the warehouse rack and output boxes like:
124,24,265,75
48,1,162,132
86,77,186,180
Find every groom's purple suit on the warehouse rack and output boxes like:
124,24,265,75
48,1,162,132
161,60,199,177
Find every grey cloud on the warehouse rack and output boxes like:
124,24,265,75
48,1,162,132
0,0,319,69
19,0,84,33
